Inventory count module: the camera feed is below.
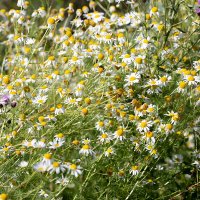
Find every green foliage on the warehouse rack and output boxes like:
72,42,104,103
0,0,199,199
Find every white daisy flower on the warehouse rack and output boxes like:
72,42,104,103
125,72,141,86
95,121,105,132
79,144,95,156
98,132,112,143
137,120,153,133
113,128,126,141
67,163,82,177
33,162,48,172
48,162,66,174
184,75,200,86
120,53,134,65
32,95,48,105
41,153,53,166
49,139,65,149
130,165,139,176
105,147,115,157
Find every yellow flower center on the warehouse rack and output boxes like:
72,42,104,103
166,124,173,130
98,121,104,127
48,56,55,61
105,35,112,39
140,121,147,128
57,104,63,109
37,99,44,104
131,165,138,170
0,193,8,200
106,148,113,153
146,131,153,138
70,164,77,170
116,129,124,136
124,54,130,58
135,57,142,64
82,144,90,150
53,162,60,168
47,17,55,25
129,76,136,81
160,76,167,82
72,56,78,61
101,133,108,139
187,75,194,81
44,153,52,159
56,133,64,138
143,39,149,44
152,7,158,12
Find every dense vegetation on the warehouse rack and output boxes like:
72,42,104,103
0,0,199,199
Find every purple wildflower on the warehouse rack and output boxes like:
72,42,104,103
196,8,200,16
0,94,10,106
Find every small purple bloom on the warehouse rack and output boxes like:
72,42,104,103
198,0,200,5
0,94,10,106
196,8,200,16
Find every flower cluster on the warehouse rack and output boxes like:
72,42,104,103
0,0,199,199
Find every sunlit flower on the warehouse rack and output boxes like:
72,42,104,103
67,163,82,177
79,144,95,156
48,162,66,174
125,72,141,86
130,165,139,175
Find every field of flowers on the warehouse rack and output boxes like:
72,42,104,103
0,0,199,199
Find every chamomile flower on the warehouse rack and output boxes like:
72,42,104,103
165,111,179,124
23,139,37,147
125,72,141,86
34,140,46,148
82,138,91,144
130,165,139,175
105,147,115,157
146,79,161,94
65,97,82,105
56,176,70,186
17,0,25,8
41,153,53,166
146,104,156,114
48,162,66,174
55,104,65,115
150,7,159,17
133,57,145,68
177,81,187,92
159,75,171,86
98,132,112,143
55,133,65,141
33,162,48,172
137,120,153,133
165,123,174,134
184,75,200,86
79,144,94,156
67,163,82,177
69,56,84,66
113,127,126,141
32,95,48,105
49,139,65,149
143,131,156,144
120,53,134,65
95,121,105,131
